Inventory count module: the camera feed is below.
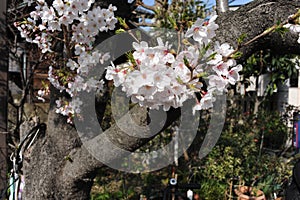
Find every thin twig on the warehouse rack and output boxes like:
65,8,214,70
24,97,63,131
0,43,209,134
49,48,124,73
137,0,156,12
133,22,157,27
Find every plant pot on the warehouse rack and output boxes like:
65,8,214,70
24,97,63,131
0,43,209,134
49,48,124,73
234,186,266,200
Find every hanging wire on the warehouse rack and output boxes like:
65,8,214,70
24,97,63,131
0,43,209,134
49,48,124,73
0,123,46,200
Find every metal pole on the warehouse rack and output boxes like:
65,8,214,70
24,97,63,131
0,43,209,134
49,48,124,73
216,0,229,13
0,0,8,196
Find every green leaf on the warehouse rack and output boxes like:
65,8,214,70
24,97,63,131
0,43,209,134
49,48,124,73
115,28,125,34
167,15,178,30
237,33,247,46
274,26,289,37
117,17,129,29
126,52,136,66
232,51,243,59
183,56,190,68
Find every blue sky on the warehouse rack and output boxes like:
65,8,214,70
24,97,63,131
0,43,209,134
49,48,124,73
143,0,253,8
208,0,253,6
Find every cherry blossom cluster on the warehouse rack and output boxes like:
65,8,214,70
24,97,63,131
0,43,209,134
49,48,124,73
15,0,117,122
16,0,117,51
14,0,300,123
106,42,197,111
106,16,242,113
55,97,83,123
46,51,109,121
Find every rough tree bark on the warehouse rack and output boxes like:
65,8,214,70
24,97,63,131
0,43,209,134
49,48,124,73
20,0,300,199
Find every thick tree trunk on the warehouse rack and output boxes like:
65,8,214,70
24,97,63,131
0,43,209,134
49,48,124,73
22,0,300,199
23,86,181,199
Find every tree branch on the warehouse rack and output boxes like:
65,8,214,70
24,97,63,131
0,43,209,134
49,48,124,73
19,0,300,199
227,9,300,59
137,0,156,12
60,0,300,186
216,0,300,62
60,104,181,178
133,21,157,27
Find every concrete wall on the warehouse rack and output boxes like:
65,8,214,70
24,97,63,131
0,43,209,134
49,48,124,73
289,88,300,106
288,71,300,107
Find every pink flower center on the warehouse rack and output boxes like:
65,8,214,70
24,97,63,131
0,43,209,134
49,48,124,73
194,27,200,32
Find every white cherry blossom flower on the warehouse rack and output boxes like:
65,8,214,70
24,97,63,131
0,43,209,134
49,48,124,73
185,18,207,42
53,0,65,16
207,74,228,92
185,15,218,45
212,62,229,76
192,92,216,114
133,41,148,58
40,5,55,23
227,64,243,84
48,20,62,31
105,62,128,87
70,97,83,114
108,4,117,12
106,17,118,30
284,23,300,33
283,23,300,43
66,59,79,71
214,42,234,57
205,15,219,40
59,14,73,26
